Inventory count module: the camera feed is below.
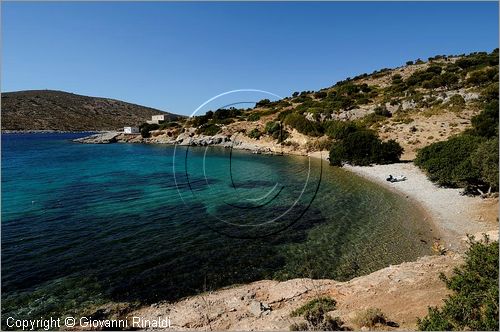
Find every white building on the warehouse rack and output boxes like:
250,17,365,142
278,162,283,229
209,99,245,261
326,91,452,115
124,126,139,134
147,114,167,124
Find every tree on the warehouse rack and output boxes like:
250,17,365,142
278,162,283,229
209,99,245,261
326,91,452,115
415,135,485,188
329,130,403,166
256,99,271,107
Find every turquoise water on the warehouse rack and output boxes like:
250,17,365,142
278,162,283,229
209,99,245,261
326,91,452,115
1,133,436,323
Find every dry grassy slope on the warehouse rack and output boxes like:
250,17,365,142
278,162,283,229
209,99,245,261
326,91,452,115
1,90,182,131
215,55,492,160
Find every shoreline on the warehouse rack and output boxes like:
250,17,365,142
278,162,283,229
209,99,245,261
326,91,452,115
342,162,498,252
73,131,498,250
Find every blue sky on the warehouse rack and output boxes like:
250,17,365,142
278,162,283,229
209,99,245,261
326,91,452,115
2,1,498,115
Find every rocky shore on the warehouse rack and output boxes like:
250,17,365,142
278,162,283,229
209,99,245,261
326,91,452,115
72,130,302,155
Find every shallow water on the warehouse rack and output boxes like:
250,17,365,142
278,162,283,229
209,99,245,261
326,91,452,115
1,133,436,322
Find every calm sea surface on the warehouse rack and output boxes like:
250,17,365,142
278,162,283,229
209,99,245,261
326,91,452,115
1,133,436,321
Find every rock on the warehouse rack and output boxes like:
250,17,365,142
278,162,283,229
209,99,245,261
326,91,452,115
73,131,119,144
248,300,271,317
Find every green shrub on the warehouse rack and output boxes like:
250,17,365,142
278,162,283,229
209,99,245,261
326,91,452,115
469,100,499,138
196,123,221,136
373,105,392,117
418,236,499,331
324,120,359,140
329,130,403,166
265,121,289,142
247,128,262,140
471,138,499,192
314,91,328,99
256,99,271,107
159,121,181,130
466,68,498,86
291,298,337,317
139,123,159,138
415,135,485,187
247,113,261,121
284,113,323,137
290,297,348,331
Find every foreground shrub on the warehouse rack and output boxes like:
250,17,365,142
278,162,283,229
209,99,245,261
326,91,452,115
290,297,349,331
353,308,388,328
329,130,403,166
418,236,499,331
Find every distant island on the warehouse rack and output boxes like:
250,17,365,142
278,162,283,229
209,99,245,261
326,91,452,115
1,90,182,131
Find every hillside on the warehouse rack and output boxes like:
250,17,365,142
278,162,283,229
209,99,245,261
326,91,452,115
146,49,496,161
1,90,181,131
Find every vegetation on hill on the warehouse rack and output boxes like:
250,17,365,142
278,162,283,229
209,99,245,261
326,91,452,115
1,90,181,131
418,236,499,331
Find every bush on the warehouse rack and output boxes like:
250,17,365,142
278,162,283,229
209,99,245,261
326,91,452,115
469,100,499,138
324,121,358,140
406,60,414,66
290,297,348,331
265,121,289,142
373,105,392,117
256,99,271,107
284,113,323,137
415,135,485,188
247,128,262,140
353,308,388,328
139,123,159,138
196,123,221,136
314,91,328,99
471,138,499,192
466,68,497,86
417,236,499,331
329,130,403,166
247,113,261,121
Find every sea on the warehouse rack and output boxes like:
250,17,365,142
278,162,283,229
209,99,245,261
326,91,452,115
1,133,436,324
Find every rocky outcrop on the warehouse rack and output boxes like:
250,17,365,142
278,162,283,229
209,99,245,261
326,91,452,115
73,131,287,156
121,253,462,331
73,131,120,144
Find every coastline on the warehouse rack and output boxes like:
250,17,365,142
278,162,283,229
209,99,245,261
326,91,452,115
67,131,498,329
73,130,499,249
